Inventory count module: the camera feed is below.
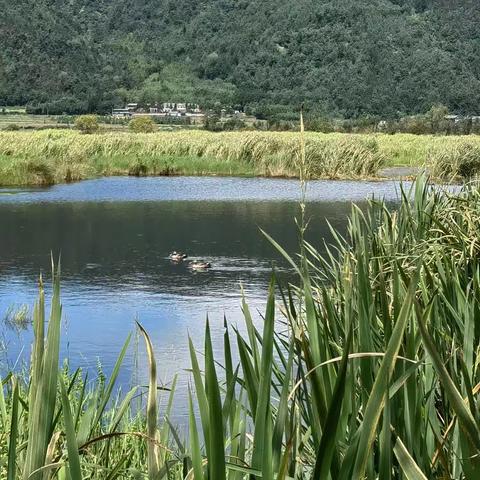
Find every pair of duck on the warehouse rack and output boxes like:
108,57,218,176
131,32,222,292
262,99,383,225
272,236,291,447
169,252,188,262
169,252,211,270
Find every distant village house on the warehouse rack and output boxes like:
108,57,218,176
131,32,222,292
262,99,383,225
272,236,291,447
112,102,262,127
112,102,206,124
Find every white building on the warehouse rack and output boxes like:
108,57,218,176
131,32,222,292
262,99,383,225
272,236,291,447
112,109,132,118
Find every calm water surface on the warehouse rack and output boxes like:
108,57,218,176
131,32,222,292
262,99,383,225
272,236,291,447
0,176,407,420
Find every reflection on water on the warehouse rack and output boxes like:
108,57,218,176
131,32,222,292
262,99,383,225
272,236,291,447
0,176,407,420
0,176,408,203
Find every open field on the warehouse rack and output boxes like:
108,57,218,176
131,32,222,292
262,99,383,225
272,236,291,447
0,129,479,185
0,114,196,132
0,113,63,129
1,177,479,478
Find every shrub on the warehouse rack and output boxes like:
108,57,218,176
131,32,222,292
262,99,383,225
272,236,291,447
129,116,157,133
204,114,223,131
74,115,99,134
305,117,336,133
4,123,20,131
221,118,246,131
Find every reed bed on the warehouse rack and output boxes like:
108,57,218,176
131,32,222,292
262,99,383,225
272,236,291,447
374,132,480,168
1,175,480,478
1,130,480,185
1,130,479,186
427,141,480,181
0,130,386,185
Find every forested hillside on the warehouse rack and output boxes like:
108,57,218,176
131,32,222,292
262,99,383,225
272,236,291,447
1,0,479,118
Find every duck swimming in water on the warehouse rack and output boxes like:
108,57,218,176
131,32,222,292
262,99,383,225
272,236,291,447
188,261,212,271
170,251,188,262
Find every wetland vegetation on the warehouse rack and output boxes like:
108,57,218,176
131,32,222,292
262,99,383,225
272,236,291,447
1,129,480,186
2,1,480,478
1,176,480,479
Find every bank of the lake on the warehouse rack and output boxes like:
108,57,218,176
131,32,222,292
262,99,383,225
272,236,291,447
1,129,479,186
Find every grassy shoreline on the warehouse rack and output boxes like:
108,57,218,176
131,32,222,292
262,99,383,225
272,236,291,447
0,129,479,186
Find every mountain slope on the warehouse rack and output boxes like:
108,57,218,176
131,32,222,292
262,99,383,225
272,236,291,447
1,0,479,117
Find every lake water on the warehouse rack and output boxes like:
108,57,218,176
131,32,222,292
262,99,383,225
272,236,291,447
0,176,408,420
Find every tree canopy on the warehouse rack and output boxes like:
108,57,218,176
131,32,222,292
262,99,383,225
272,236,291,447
1,0,479,118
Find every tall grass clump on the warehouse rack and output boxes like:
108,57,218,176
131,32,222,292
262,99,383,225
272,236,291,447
428,140,480,180
180,175,480,478
1,176,480,478
3,304,31,331
304,135,384,178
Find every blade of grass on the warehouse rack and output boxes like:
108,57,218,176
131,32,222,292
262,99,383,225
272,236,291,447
204,320,226,480
393,434,428,480
189,337,210,454
7,376,19,480
60,378,82,480
136,321,160,479
188,388,204,480
313,325,353,479
251,276,276,480
93,334,131,431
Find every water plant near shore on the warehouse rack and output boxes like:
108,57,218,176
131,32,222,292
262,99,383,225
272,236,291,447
0,129,386,186
1,130,480,186
1,176,480,479
0,130,385,185
3,304,31,331
428,141,480,181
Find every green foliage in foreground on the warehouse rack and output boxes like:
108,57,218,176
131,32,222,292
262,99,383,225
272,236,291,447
1,176,480,478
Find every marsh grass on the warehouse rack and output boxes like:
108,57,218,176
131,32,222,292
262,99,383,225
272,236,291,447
3,304,31,331
1,130,480,186
374,133,480,167
1,177,480,478
0,130,388,185
427,141,480,181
